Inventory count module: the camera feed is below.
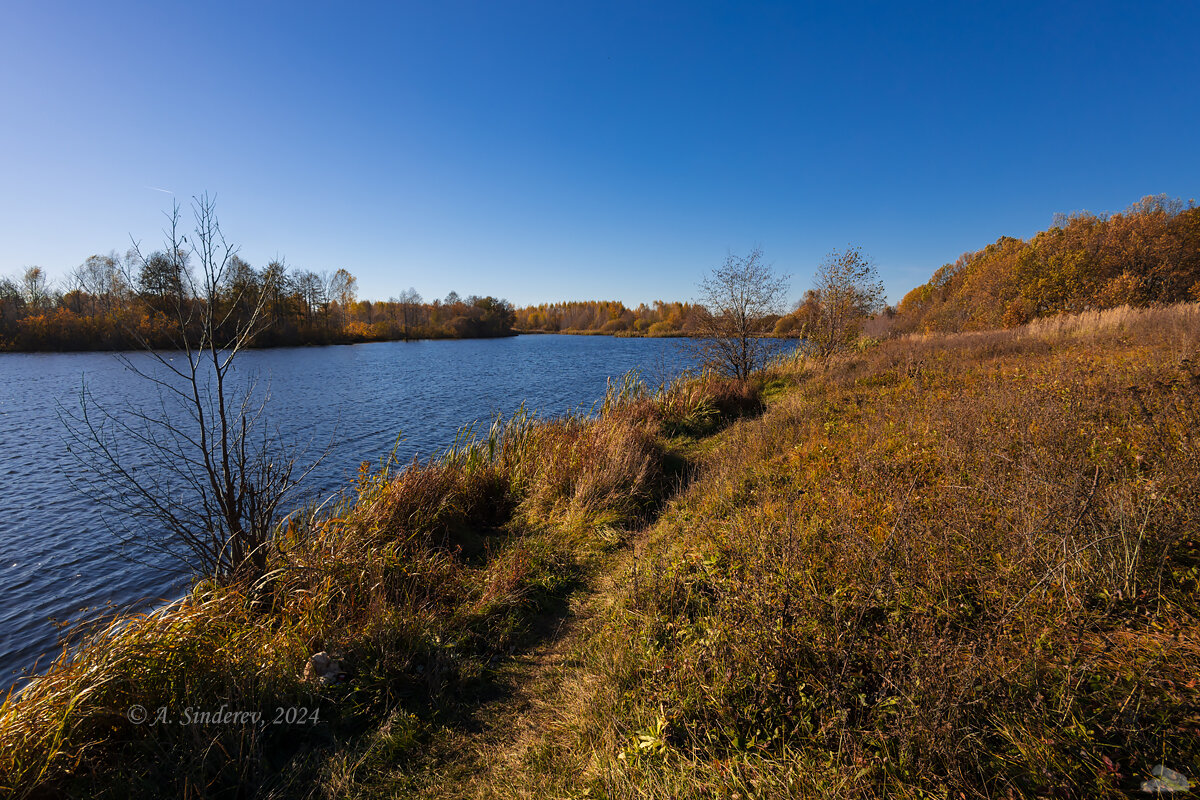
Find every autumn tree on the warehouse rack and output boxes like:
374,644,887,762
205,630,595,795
0,277,23,339
802,246,885,356
396,287,423,339
292,269,324,327
329,268,357,327
137,250,187,310
260,259,292,329
896,196,1200,333
216,254,263,335
70,253,128,317
691,248,790,380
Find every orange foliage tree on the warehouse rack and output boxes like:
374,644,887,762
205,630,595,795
897,195,1200,333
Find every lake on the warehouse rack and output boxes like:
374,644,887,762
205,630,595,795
0,335,697,692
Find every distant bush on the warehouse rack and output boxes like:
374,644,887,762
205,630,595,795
600,318,628,333
514,300,699,335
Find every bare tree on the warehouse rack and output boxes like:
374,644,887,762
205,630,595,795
690,248,790,380
800,245,886,356
63,195,319,583
293,270,323,326
398,287,422,339
70,253,130,317
317,270,335,327
20,266,52,310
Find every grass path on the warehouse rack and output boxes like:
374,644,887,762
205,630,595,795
394,405,774,800
399,530,643,800
410,436,723,799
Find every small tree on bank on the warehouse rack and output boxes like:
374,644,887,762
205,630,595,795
800,245,886,356
64,195,318,583
691,248,790,380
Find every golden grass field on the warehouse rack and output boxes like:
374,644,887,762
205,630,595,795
3,303,1199,798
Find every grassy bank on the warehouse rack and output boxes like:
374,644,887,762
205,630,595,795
4,303,1199,798
0,369,765,798
466,302,1200,798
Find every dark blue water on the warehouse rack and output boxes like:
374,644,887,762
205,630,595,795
0,335,695,692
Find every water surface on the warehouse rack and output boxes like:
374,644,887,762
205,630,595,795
0,335,695,691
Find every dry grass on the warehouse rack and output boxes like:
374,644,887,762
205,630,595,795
1024,302,1200,339
894,302,1200,356
477,302,1200,798
9,303,1198,798
0,372,764,798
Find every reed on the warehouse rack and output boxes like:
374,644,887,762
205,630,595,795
0,368,762,798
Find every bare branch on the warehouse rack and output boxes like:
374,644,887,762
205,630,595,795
63,195,327,584
688,248,790,380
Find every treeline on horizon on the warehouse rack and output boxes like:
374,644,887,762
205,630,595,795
486,194,1200,340
896,194,1200,332
0,254,516,351
512,300,703,335
4,193,1198,351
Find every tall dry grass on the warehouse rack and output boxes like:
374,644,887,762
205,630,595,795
894,302,1200,355
0,370,764,798
489,302,1200,799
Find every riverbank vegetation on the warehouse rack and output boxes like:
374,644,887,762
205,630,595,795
512,300,703,336
0,366,768,797
0,260,515,351
472,301,1199,799
3,302,1198,797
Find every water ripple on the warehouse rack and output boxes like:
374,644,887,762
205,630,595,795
0,336,697,691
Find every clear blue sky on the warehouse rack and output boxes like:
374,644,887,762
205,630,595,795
2,1,1197,306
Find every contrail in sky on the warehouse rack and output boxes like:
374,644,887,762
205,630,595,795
144,186,174,194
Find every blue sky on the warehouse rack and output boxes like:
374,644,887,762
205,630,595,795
1,1,1197,306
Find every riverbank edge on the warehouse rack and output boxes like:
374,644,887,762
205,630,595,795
0,328,521,354
0,363,776,796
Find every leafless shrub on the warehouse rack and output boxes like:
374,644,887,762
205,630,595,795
62,195,322,583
